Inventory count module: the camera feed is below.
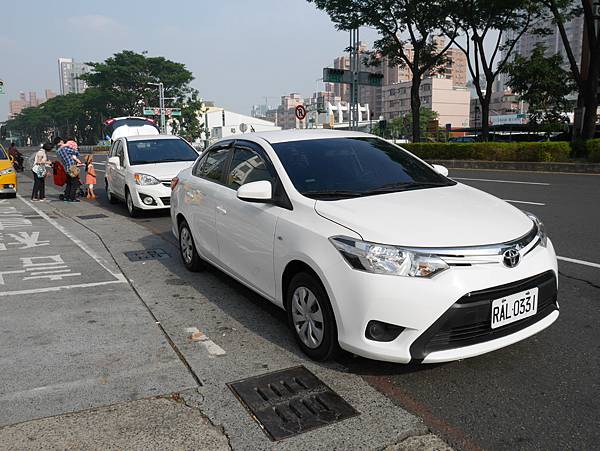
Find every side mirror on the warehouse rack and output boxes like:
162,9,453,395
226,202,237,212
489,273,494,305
237,180,272,203
431,164,449,177
108,156,120,168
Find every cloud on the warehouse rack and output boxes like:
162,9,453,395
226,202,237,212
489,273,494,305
66,15,126,34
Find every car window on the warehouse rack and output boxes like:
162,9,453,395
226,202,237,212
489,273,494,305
117,141,124,166
109,141,118,158
0,147,8,160
126,138,198,165
195,147,230,183
226,147,274,189
272,137,455,199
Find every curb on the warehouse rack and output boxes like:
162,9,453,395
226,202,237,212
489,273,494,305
428,159,600,174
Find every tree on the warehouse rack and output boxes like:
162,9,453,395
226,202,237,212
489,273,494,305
503,45,575,129
389,108,439,138
169,90,209,143
446,0,538,140
538,0,600,143
81,50,195,117
308,0,456,142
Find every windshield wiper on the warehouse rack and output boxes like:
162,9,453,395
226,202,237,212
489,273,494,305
302,190,365,199
364,181,450,195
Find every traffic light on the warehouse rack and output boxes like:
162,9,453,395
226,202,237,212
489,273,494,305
0,79,4,95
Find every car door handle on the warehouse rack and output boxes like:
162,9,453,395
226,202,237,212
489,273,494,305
216,205,227,215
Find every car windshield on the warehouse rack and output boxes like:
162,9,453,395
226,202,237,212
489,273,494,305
0,148,8,160
272,137,455,200
127,139,198,165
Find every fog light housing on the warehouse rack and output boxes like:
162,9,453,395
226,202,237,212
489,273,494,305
140,194,156,205
365,320,405,342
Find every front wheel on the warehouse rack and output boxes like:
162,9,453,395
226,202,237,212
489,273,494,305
125,189,139,218
179,219,204,272
286,272,340,361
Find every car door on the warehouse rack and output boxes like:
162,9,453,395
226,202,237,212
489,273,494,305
215,141,280,300
107,139,127,198
185,142,233,262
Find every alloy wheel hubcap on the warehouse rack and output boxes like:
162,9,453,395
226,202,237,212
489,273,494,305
291,286,324,349
180,227,193,264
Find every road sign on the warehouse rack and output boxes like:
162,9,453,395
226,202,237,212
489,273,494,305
0,80,4,95
295,105,307,121
143,107,181,117
323,68,383,86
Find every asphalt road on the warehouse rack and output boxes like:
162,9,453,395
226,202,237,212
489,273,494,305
90,160,600,450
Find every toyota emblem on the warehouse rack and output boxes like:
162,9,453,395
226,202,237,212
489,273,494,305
503,248,521,268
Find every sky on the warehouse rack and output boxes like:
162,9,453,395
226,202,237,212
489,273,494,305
0,0,382,120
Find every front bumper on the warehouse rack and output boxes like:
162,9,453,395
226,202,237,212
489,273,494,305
327,239,559,363
0,173,17,194
130,182,172,210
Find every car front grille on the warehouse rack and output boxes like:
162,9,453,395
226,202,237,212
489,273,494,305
409,270,558,360
160,196,171,206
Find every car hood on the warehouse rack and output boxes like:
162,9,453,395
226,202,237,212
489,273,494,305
314,183,533,247
129,161,195,180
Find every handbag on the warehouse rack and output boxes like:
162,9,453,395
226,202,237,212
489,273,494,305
68,165,80,177
32,164,47,178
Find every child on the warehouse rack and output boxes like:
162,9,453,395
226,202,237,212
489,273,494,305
85,155,97,200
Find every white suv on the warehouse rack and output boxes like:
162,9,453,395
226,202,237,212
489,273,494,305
105,135,198,216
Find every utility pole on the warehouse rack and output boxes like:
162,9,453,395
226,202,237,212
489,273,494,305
147,82,166,134
349,28,360,130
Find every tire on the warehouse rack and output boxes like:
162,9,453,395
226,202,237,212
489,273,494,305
286,272,340,361
178,219,204,272
125,189,139,218
106,179,118,204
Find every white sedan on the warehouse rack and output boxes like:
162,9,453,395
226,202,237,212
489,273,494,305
170,130,559,363
105,135,198,216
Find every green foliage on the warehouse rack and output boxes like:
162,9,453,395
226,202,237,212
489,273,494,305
6,50,200,144
387,108,439,138
503,45,575,127
169,91,208,143
308,0,456,142
586,139,600,162
81,50,194,116
403,141,571,162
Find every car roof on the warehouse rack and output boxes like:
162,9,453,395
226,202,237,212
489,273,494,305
237,129,373,144
124,134,183,142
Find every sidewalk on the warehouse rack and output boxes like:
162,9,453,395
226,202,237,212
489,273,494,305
0,175,452,450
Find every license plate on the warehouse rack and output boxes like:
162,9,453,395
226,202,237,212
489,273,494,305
491,287,538,329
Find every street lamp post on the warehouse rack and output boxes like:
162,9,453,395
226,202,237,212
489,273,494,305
147,82,166,134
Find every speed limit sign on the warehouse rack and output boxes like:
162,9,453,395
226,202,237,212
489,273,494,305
295,105,307,120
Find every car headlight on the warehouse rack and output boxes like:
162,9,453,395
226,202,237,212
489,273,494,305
0,167,15,176
330,236,449,278
525,212,548,247
134,173,160,185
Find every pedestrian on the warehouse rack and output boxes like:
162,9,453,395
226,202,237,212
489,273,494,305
56,139,82,202
31,143,52,201
7,142,24,172
84,154,96,200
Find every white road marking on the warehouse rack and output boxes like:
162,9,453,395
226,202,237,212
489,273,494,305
454,177,550,186
94,162,106,166
17,195,126,282
503,199,546,206
557,256,600,269
0,280,126,297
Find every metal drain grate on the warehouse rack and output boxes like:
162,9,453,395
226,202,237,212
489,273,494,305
228,365,359,441
124,249,170,261
77,214,108,220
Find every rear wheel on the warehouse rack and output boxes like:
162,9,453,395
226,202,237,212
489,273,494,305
286,272,339,361
106,179,118,204
125,189,139,218
179,219,204,271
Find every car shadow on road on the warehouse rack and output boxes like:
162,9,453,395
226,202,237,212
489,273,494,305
135,233,447,376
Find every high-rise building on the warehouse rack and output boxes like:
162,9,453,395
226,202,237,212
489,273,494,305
45,89,56,101
382,77,470,128
495,14,584,92
28,92,39,108
9,99,28,119
58,57,89,95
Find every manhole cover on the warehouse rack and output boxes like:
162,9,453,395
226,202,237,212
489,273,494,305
228,365,359,441
77,214,108,220
124,249,170,261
